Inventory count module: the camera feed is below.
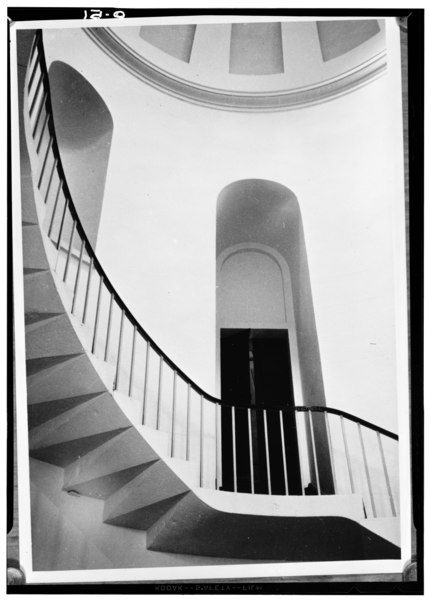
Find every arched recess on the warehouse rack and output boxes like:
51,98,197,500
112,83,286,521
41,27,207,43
217,242,304,410
216,179,334,495
48,61,113,248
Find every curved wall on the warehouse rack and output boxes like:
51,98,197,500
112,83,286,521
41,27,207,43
48,60,113,248
41,23,405,434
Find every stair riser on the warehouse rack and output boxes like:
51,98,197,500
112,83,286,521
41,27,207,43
27,354,107,405
63,428,160,489
25,313,84,361
29,393,130,450
103,460,189,523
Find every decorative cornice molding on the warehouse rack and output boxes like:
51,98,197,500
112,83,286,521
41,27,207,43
85,27,387,112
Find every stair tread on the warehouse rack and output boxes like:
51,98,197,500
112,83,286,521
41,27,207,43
63,460,159,500
27,354,107,405
28,392,105,429
104,460,190,522
26,353,83,377
63,427,160,487
104,492,190,531
30,427,131,468
25,312,85,360
23,267,49,277
25,311,62,330
30,392,130,449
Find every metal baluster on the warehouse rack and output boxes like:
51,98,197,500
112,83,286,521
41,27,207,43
47,179,62,238
324,412,337,494
82,257,93,325
142,340,150,425
55,197,68,251
37,137,53,189
36,112,49,154
216,403,222,490
113,309,125,391
199,395,204,487
279,410,289,495
91,275,103,354
170,371,177,457
128,325,137,397
248,407,255,494
156,356,163,429
186,384,191,461
231,406,237,493
215,402,219,489
263,409,272,495
104,293,114,361
71,238,84,314
340,415,355,493
29,72,44,117
377,432,397,517
309,410,321,495
31,90,47,138
296,410,306,496
43,156,57,203
358,424,377,517
63,220,76,283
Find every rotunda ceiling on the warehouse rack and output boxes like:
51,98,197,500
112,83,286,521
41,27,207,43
85,19,386,111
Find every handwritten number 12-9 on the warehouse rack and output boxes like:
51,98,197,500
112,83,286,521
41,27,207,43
83,9,126,19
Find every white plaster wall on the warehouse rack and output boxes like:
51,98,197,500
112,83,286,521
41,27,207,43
42,24,405,434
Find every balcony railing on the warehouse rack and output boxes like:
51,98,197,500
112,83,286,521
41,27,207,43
24,30,399,518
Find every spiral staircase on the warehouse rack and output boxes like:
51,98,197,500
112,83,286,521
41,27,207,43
17,30,401,571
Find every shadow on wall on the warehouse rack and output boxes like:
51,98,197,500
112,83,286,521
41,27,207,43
48,61,113,249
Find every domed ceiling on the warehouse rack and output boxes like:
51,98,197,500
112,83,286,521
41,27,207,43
85,19,386,111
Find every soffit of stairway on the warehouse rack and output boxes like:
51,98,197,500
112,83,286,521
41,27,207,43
85,19,386,111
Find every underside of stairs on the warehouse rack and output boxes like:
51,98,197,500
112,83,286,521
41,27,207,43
17,29,401,572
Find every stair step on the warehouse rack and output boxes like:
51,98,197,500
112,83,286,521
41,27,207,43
63,427,160,492
64,460,159,500
103,460,190,530
26,353,83,377
25,312,84,360
28,392,104,429
27,353,107,405
25,311,62,330
22,222,51,272
23,269,66,316
30,427,130,468
29,392,130,451
23,267,49,277
20,158,39,224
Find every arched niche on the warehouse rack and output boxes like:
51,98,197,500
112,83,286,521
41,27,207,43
216,179,333,494
48,61,114,248
216,178,325,409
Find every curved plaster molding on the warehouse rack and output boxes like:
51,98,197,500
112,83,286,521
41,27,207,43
84,27,387,112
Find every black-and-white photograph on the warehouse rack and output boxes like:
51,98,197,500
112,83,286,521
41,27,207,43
8,8,420,588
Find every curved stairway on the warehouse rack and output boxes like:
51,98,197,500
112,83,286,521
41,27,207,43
17,30,401,569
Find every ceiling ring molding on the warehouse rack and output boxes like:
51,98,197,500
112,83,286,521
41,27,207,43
84,27,387,112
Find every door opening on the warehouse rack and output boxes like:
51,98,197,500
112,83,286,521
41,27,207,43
220,328,302,494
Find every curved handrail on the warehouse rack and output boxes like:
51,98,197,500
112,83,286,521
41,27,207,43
29,30,398,446
30,31,217,403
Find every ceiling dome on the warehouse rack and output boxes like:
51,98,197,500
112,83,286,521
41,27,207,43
86,19,386,111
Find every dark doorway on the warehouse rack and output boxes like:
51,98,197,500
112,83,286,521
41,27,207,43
220,329,302,494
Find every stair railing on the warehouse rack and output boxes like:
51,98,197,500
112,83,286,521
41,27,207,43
23,30,399,517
